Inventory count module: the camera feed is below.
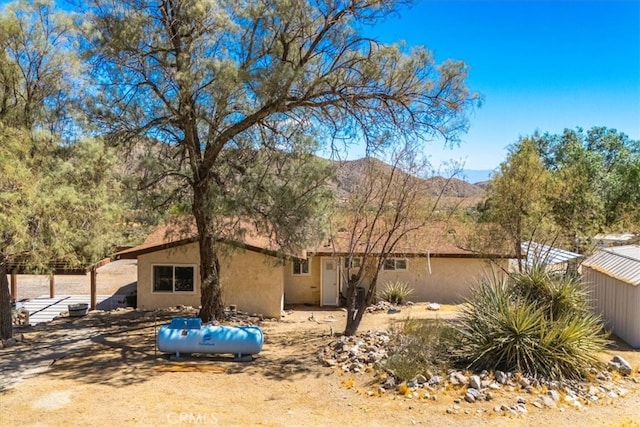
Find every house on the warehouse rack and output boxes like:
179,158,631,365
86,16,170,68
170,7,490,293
582,245,640,349
285,227,512,307
114,220,298,318
115,220,514,317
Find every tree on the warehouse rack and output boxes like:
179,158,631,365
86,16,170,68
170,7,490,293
479,137,554,271
333,145,459,336
0,1,121,340
534,127,640,250
84,0,478,321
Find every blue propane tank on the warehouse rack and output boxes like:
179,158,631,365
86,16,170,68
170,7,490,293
157,317,263,359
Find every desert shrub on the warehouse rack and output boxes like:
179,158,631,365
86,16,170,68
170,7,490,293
453,267,609,380
378,281,414,304
384,318,458,380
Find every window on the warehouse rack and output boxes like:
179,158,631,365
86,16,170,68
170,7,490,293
383,258,408,271
343,257,362,269
292,259,310,275
153,265,195,292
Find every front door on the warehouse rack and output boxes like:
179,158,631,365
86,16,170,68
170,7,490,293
321,258,338,306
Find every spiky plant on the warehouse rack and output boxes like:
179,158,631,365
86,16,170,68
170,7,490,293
453,267,609,380
378,281,414,305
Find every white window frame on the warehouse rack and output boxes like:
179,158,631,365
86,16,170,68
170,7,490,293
292,258,311,276
383,258,408,271
151,264,197,293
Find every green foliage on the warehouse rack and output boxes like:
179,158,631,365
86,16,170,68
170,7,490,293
535,127,640,248
378,280,414,304
84,0,478,321
453,267,609,380
475,137,556,267
385,318,458,381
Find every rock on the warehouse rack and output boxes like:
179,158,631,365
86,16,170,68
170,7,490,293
323,359,337,367
519,377,530,388
548,390,560,401
427,303,440,311
493,405,502,413
382,377,396,390
609,355,633,376
468,375,482,390
485,392,494,401
588,385,601,396
541,396,557,408
449,372,468,386
415,374,427,384
465,389,481,403
515,403,527,414
495,370,508,385
407,378,419,389
531,401,543,409
428,375,441,386
517,396,527,404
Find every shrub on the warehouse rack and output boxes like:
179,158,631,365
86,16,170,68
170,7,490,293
453,267,609,380
378,281,414,304
385,318,458,381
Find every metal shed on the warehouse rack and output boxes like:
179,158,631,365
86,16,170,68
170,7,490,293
582,245,640,348
522,241,583,273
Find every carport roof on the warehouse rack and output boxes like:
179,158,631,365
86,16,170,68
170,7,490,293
583,245,640,286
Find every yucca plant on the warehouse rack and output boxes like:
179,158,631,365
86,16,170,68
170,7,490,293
453,266,609,380
378,280,414,304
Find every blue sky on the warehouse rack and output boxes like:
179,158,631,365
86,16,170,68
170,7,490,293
361,0,640,172
3,0,638,174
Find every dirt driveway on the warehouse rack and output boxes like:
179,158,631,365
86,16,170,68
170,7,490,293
1,305,639,426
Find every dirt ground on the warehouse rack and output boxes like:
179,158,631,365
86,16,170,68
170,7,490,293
1,303,639,427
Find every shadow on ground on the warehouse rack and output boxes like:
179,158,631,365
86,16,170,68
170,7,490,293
0,308,335,392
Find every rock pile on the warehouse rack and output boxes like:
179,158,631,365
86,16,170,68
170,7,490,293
316,330,391,372
318,330,638,415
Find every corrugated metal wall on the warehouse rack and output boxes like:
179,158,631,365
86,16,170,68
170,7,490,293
583,266,640,348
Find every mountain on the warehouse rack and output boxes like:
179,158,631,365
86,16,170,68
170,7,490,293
332,158,486,200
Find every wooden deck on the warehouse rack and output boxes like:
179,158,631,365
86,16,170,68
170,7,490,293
21,294,128,325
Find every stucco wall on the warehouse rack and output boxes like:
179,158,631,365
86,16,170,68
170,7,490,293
283,257,321,304
377,257,503,303
137,242,284,318
583,266,640,348
282,255,506,305
220,249,284,318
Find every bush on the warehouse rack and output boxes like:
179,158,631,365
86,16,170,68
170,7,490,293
385,318,458,381
453,267,609,380
378,281,414,304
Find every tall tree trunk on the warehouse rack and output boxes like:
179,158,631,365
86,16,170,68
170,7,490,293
0,257,13,340
193,179,225,322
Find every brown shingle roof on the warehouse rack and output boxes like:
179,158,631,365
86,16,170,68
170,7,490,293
114,218,303,260
312,222,515,258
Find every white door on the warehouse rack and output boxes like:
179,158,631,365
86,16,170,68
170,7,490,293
321,258,338,306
